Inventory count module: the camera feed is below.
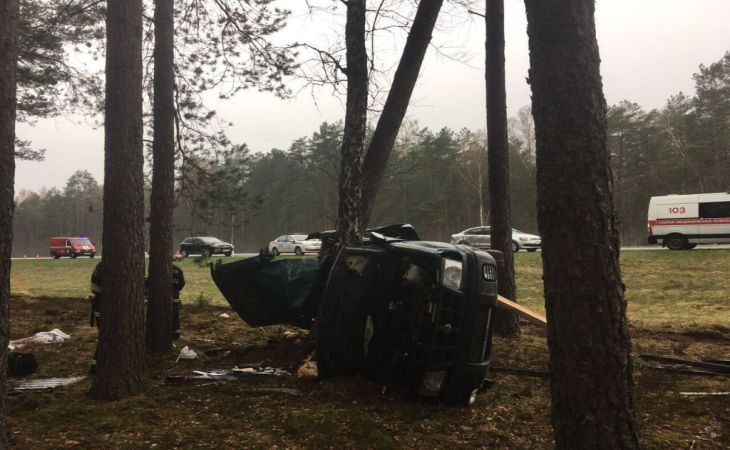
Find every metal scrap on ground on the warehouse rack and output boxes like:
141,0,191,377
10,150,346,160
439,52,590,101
8,376,85,393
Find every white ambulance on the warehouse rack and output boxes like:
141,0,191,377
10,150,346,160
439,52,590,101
647,192,730,250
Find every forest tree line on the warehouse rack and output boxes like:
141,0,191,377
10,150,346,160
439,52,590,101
11,50,729,256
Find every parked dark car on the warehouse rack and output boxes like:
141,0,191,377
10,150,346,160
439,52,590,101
211,224,500,405
179,237,234,257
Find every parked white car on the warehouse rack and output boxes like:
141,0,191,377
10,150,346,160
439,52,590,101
450,226,541,252
268,234,322,256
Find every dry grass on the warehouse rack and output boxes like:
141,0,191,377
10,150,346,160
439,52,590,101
6,295,728,449
515,249,730,329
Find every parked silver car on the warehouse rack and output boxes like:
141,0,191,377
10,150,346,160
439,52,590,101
267,234,322,256
450,227,541,252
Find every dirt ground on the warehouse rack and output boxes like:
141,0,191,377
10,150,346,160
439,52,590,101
6,294,729,449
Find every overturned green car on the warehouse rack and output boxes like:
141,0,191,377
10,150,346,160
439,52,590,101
211,224,500,405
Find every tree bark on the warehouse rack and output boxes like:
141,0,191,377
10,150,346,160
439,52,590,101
360,0,444,226
0,1,20,445
336,0,368,244
91,0,146,400
523,0,640,448
486,0,519,336
146,0,175,354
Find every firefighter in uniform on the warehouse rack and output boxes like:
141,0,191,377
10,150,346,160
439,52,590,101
89,261,103,374
171,263,185,339
144,262,186,340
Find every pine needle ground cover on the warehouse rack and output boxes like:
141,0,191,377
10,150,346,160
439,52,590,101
7,250,729,448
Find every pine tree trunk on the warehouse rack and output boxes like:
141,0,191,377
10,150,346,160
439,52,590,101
0,1,20,445
486,0,519,336
523,0,640,447
146,0,175,354
336,0,368,245
360,0,444,226
91,0,146,400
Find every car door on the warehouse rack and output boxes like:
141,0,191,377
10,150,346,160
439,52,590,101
469,227,490,248
192,238,203,254
283,235,295,253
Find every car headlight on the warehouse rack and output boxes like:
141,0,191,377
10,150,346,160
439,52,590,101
519,237,529,241
442,258,463,290
418,370,447,396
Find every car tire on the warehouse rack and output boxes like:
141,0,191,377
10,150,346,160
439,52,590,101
52,253,59,259
527,248,537,253
665,234,689,250
272,247,279,256
512,241,519,253
295,246,304,256
202,249,211,258
224,252,232,257
181,249,188,258
70,252,77,259
686,244,697,249
90,253,95,258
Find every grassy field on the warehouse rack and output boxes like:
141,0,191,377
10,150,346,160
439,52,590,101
11,249,730,329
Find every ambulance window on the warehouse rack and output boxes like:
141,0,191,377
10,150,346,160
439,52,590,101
699,201,730,218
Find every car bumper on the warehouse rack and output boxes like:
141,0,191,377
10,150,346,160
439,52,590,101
518,241,541,248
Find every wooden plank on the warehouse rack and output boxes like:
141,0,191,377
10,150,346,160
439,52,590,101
497,295,547,326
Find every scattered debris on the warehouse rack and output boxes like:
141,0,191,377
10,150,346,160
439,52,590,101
8,376,85,393
283,330,305,342
177,346,197,361
680,392,730,396
696,425,718,441
231,366,290,377
165,366,291,385
218,313,230,318
8,353,38,377
297,361,318,380
639,354,730,374
9,329,70,350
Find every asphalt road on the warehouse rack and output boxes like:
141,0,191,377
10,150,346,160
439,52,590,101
12,246,730,260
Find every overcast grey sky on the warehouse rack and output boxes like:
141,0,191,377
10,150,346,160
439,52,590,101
14,0,730,192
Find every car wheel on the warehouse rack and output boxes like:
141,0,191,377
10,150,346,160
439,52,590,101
90,253,95,258
181,249,188,258
202,248,211,258
665,234,689,250
294,246,304,256
224,252,232,257
70,252,77,259
52,253,59,259
457,240,467,245
272,247,279,256
527,248,537,253
512,241,519,253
